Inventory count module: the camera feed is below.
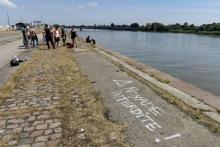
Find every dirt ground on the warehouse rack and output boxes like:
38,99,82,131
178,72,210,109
0,31,19,37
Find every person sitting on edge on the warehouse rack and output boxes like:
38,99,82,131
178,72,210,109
86,36,91,43
91,39,96,45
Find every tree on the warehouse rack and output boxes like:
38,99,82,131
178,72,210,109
189,24,195,30
130,23,140,28
184,22,188,27
197,24,206,31
53,24,60,28
174,23,181,30
111,23,115,27
122,24,128,27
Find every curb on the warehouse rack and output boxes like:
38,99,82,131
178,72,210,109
92,47,220,125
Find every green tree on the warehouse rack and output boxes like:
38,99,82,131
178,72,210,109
111,23,115,27
53,24,60,28
130,23,140,28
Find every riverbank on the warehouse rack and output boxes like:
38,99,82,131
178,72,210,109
170,30,220,36
87,37,220,114
84,28,220,37
0,45,130,146
91,41,220,111
86,38,220,119
74,38,220,146
79,29,220,96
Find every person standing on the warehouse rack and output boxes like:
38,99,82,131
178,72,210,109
50,26,56,48
44,24,55,49
26,26,31,45
54,26,60,47
30,27,38,47
71,27,77,48
22,26,29,49
42,30,46,45
61,27,66,46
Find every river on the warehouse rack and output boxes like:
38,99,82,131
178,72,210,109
79,29,220,96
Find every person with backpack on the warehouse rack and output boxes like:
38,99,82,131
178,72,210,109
71,27,77,48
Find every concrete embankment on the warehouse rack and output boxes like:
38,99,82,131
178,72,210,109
74,38,220,147
89,39,220,121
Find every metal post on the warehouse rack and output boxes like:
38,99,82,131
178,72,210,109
7,12,10,30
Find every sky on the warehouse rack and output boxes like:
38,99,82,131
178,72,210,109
0,0,220,26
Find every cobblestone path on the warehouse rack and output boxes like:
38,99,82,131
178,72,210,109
0,50,63,146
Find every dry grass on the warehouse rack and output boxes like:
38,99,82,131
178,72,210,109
44,46,130,147
0,141,7,147
0,108,38,118
149,74,170,84
0,59,30,101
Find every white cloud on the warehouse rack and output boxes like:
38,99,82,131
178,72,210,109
77,5,85,9
0,0,17,8
76,1,98,9
88,1,98,7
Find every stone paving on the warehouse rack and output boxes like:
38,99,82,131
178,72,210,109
0,50,62,146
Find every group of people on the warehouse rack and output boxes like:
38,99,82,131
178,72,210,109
22,24,96,50
43,25,78,49
43,24,67,49
22,26,38,49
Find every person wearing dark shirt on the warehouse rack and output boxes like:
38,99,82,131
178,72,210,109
70,27,77,48
44,24,55,49
86,36,91,43
22,27,29,48
61,27,66,46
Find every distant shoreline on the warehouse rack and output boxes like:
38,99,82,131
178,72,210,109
78,27,220,36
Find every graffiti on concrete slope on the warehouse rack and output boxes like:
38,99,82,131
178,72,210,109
111,80,181,143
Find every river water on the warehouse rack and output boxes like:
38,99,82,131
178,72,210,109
79,29,220,96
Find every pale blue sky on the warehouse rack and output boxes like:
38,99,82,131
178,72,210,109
0,0,220,25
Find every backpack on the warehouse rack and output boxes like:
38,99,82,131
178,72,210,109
10,59,19,66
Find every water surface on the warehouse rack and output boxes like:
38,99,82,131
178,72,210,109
79,29,220,96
